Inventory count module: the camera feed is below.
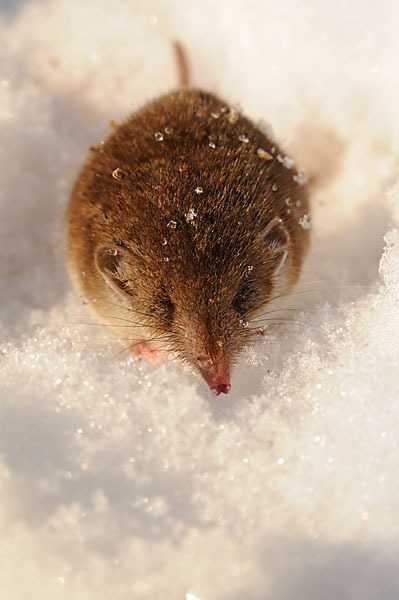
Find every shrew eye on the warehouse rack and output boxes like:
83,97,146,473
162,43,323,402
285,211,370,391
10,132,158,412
233,283,254,316
150,288,174,321
160,295,174,316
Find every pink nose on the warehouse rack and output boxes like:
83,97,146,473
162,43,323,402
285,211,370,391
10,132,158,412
211,381,231,396
198,365,231,395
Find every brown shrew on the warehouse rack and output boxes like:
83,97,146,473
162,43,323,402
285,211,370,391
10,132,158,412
65,43,310,395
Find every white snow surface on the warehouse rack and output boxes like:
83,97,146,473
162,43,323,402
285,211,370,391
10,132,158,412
1,0,399,598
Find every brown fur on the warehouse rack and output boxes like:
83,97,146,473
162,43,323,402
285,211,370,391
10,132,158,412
66,89,310,390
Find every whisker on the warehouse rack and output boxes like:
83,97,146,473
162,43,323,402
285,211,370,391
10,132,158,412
99,298,186,333
115,340,147,359
248,319,325,333
251,316,309,324
70,316,173,335
100,300,158,322
114,332,180,360
240,281,377,322
71,313,144,326
105,336,165,342
114,334,168,359
267,283,377,305
71,318,192,349
90,313,145,326
252,307,305,319
267,287,328,304
71,321,155,330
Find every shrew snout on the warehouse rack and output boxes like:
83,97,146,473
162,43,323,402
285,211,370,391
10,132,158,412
196,358,231,395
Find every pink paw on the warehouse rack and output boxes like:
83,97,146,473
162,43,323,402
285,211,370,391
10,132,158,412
131,341,169,366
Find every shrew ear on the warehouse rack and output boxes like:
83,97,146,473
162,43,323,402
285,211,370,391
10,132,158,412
95,245,130,295
260,217,290,275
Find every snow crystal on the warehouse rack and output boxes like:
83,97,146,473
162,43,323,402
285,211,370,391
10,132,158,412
299,213,311,229
111,168,125,180
277,153,296,169
245,265,254,276
228,109,239,124
257,147,274,160
293,170,308,185
184,207,198,222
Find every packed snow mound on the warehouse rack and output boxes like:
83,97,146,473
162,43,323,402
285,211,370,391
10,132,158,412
0,0,398,598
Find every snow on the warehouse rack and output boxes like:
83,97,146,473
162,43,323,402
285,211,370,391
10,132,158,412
1,0,398,598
